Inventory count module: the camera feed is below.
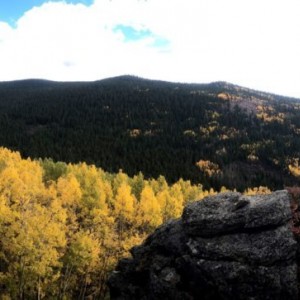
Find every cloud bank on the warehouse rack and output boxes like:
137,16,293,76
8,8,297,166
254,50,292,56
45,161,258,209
0,0,299,98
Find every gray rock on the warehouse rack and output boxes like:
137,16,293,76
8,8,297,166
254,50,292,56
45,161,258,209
182,190,292,236
186,224,296,265
109,191,298,300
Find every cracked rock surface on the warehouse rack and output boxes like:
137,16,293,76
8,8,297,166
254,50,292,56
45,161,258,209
109,190,298,300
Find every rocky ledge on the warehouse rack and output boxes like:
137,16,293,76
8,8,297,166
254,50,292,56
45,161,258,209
109,191,298,300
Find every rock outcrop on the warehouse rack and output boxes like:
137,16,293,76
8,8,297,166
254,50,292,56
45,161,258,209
109,191,298,300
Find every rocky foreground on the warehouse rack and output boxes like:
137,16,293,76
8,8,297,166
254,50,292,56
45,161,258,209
109,191,298,300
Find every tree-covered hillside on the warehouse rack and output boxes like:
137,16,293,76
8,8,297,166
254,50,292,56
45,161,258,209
0,75,300,191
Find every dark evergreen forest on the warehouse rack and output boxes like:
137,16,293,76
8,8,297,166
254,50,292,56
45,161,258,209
0,75,300,191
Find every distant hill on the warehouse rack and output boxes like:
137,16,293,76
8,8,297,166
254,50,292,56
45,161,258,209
0,75,300,191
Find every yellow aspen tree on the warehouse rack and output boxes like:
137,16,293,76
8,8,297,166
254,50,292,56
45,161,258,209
57,174,82,207
131,172,145,202
114,182,136,225
71,164,108,210
157,185,183,223
112,170,129,197
56,174,82,236
149,175,168,194
169,183,184,216
97,170,113,210
67,163,110,232
60,231,100,299
113,182,137,262
177,178,205,203
0,147,22,169
157,190,172,223
136,185,162,232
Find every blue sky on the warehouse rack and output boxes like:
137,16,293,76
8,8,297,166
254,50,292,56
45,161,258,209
114,25,152,42
0,0,299,98
0,0,93,26
114,24,170,47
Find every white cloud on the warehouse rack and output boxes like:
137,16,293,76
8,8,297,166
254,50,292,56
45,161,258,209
0,0,299,97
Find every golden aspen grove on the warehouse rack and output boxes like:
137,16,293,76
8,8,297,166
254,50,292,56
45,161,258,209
0,147,217,299
0,147,272,299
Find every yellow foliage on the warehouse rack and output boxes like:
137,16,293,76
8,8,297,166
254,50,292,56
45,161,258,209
0,146,253,298
244,186,272,195
158,188,182,222
196,159,221,177
65,231,100,274
57,174,82,206
289,164,300,177
114,182,136,224
137,185,162,230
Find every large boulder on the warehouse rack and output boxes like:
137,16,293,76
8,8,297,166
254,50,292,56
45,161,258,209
109,190,298,300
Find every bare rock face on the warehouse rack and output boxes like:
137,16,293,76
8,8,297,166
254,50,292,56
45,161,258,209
109,191,298,300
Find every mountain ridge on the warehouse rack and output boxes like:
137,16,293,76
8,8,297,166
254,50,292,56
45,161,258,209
0,75,299,190
1,75,299,101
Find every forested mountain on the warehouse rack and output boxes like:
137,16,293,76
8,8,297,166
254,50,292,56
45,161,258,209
0,75,300,191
